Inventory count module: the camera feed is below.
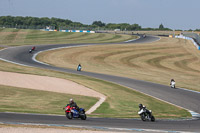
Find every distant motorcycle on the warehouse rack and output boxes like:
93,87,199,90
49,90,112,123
64,104,86,120
29,46,36,53
77,64,82,71
29,49,33,53
170,81,176,88
32,46,36,51
170,79,176,88
138,108,155,122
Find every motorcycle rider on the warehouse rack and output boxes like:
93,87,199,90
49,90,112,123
32,46,36,51
139,103,143,110
170,79,176,88
138,104,151,117
68,99,79,111
77,64,82,71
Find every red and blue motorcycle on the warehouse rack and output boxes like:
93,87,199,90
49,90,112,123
64,104,87,120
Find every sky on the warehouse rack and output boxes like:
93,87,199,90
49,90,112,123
0,0,199,30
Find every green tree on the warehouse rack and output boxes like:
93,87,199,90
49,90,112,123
129,24,141,30
106,23,120,30
159,23,164,29
65,19,73,25
92,21,105,27
119,23,129,30
41,17,51,26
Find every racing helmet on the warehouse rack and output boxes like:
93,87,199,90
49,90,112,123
139,104,143,109
69,98,74,103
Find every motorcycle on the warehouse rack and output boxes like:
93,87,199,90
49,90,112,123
77,65,82,71
138,108,155,122
29,47,36,53
32,46,36,51
170,81,176,88
64,104,87,120
29,49,33,53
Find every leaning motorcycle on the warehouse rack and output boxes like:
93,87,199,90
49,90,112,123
64,104,87,120
138,108,155,122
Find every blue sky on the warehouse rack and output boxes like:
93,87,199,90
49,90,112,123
0,0,199,30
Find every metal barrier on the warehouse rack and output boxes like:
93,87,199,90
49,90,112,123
182,32,200,45
176,34,200,50
59,30,95,33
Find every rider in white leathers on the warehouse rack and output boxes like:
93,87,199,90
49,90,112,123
138,104,151,117
170,79,176,88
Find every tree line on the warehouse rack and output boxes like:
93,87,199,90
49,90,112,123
0,15,196,31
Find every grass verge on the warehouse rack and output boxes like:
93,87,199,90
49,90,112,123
0,85,97,114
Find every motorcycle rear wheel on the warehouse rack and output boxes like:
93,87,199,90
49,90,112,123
81,114,87,120
141,115,146,121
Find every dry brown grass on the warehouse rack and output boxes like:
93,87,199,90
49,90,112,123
112,30,200,36
0,28,137,46
38,37,200,91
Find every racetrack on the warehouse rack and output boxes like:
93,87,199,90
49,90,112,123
0,112,200,132
0,35,200,132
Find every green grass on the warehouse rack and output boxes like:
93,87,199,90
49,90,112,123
0,60,191,118
78,77,190,118
0,85,98,114
0,28,137,46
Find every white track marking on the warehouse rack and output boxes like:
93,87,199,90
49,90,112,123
86,97,106,114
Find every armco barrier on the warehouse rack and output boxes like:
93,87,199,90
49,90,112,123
59,30,95,33
175,35,200,50
183,32,200,45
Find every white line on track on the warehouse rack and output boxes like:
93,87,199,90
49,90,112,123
124,36,140,42
0,57,30,67
179,88,200,94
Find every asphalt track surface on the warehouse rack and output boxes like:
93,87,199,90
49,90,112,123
0,35,200,132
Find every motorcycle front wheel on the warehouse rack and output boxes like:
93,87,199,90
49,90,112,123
140,114,146,121
67,112,72,119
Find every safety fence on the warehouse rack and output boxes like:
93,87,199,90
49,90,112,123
40,29,57,32
182,32,200,45
39,29,95,33
59,30,95,33
175,34,200,50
